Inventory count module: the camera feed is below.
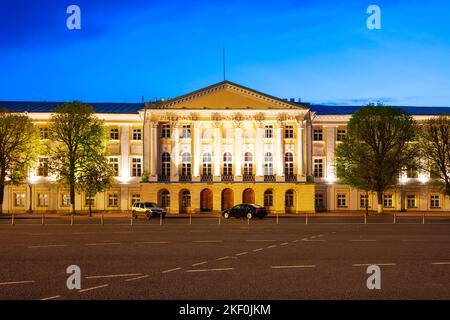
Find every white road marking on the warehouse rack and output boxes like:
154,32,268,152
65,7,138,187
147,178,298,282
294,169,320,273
301,239,325,242
350,240,377,242
267,245,277,249
280,242,289,246
352,263,396,267
78,284,109,293
135,241,168,244
0,280,35,286
162,267,181,274
85,243,120,246
186,268,234,273
125,275,150,282
86,273,142,279
193,240,223,243
252,248,264,252
40,295,61,300
246,239,277,242
28,244,67,249
402,240,428,242
271,265,316,269
192,261,208,267
432,262,450,265
216,256,230,261
236,251,248,256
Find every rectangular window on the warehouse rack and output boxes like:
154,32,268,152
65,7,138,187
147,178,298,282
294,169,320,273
314,159,323,178
337,193,347,208
313,128,323,141
131,158,142,177
264,125,273,139
336,129,346,141
284,125,294,139
383,194,393,208
360,194,370,208
430,195,440,208
108,193,119,207
161,124,171,138
37,193,48,207
132,128,142,141
61,194,70,207
109,157,119,176
110,128,119,140
85,195,95,207
131,194,140,206
37,158,49,177
407,167,418,179
39,127,49,140
407,194,417,208
315,194,325,209
14,193,25,207
181,125,191,139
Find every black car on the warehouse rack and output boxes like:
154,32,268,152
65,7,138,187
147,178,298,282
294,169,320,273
222,204,268,219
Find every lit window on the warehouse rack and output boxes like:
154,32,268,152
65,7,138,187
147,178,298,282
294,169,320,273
61,194,70,207
109,157,119,176
314,159,323,178
131,194,140,206
337,193,347,208
360,194,370,208
264,190,273,207
284,125,294,139
336,129,346,141
430,195,440,208
161,153,171,177
264,125,273,139
181,152,191,176
161,124,171,138
407,194,417,208
131,158,142,177
37,193,48,207
132,128,142,141
85,195,95,206
383,194,393,208
110,128,119,140
182,125,191,139
181,190,191,208
108,193,119,207
407,167,418,179
313,128,323,141
264,152,273,176
223,152,233,176
284,152,294,176
202,152,212,176
243,152,253,176
14,193,25,207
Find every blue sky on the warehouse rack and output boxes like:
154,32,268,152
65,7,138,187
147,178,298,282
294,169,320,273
1,0,449,106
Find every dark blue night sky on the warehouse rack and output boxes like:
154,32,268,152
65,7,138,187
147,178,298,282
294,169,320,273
1,0,449,106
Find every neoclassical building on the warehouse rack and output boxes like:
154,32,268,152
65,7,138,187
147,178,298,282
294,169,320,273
1,81,450,213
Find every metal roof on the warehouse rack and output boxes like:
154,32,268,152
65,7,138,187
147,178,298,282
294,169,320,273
310,104,450,116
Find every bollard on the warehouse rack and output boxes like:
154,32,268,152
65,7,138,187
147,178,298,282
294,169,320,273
41,213,44,226
130,213,133,226
422,213,425,225
11,213,15,226
393,213,396,224
276,213,279,225
218,213,221,225
70,214,74,226
305,213,308,225
189,213,192,225
101,214,104,226
160,213,163,226
364,214,367,225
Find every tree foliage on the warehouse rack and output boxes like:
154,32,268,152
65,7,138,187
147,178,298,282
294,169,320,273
49,102,111,214
335,105,418,213
417,115,450,196
0,110,39,213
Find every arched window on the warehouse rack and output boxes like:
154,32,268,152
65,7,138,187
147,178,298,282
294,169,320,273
285,190,294,207
181,152,191,176
264,189,274,207
223,152,233,176
243,152,253,176
264,152,273,176
181,190,191,208
161,190,170,207
284,152,294,176
161,152,171,177
202,152,212,176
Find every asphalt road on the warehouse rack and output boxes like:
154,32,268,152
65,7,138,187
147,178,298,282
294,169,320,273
0,217,449,300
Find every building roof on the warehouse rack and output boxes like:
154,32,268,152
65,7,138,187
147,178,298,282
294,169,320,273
0,101,144,114
310,104,450,116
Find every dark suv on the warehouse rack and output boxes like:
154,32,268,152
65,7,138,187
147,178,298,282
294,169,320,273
222,204,268,219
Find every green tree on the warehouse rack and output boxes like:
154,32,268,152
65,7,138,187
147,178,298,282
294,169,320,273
77,152,115,217
417,115,450,196
49,102,107,214
335,105,417,214
0,110,39,213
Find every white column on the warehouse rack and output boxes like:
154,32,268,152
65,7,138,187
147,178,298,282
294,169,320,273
171,122,180,182
193,123,201,181
213,122,221,180
305,121,312,176
150,122,158,178
296,123,304,179
276,123,284,178
120,125,130,182
234,122,242,180
325,126,336,182
143,121,150,175
255,123,264,179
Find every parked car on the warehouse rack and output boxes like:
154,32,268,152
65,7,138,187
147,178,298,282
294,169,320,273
222,204,268,219
131,202,166,219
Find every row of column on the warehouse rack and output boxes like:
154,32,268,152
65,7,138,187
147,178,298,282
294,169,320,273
145,121,306,181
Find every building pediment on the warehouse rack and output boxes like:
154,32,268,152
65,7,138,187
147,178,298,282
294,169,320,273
155,81,309,111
